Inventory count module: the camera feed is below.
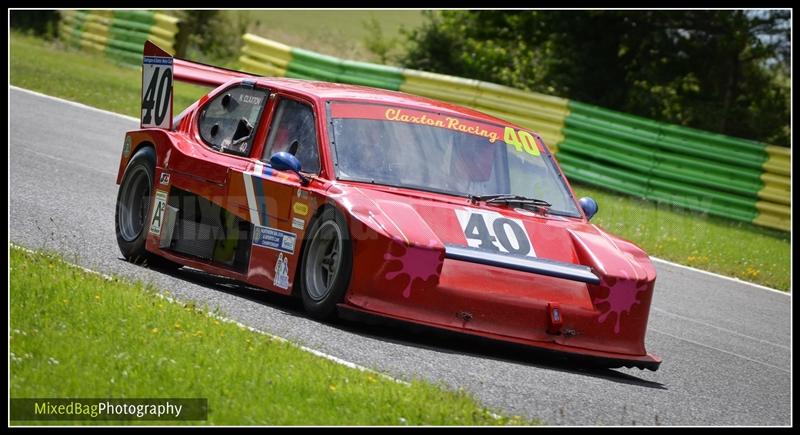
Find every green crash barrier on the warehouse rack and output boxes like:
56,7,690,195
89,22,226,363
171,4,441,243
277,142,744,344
564,101,788,231
563,127,764,197
289,48,405,90
58,10,179,64
569,101,767,156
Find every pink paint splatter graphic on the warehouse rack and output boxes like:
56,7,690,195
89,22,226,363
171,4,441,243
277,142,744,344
592,270,649,334
384,239,444,298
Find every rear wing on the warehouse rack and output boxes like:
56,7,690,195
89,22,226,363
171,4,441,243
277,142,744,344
140,40,258,129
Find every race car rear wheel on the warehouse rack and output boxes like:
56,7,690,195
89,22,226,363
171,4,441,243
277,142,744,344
115,146,178,270
299,207,353,320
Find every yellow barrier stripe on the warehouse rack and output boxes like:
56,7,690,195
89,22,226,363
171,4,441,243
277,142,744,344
473,97,567,121
765,144,790,158
757,187,790,205
148,25,177,40
754,197,791,231
82,22,110,41
761,172,790,190
762,145,791,176
58,22,77,42
476,81,569,115
241,45,291,68
753,212,790,232
242,34,292,59
154,13,180,34
755,200,790,217
80,29,109,46
401,70,483,106
79,12,111,52
757,169,790,205
82,14,111,26
239,56,287,77
399,82,475,106
763,158,790,176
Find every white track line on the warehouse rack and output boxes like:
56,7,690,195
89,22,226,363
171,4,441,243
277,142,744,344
649,327,790,374
9,243,409,386
10,85,791,297
651,307,790,350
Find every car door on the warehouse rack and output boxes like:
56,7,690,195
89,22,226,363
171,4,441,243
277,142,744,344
236,94,325,293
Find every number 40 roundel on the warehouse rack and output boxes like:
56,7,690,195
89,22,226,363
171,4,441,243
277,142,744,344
141,55,173,129
455,209,537,257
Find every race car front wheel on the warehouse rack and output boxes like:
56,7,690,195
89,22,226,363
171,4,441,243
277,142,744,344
299,207,353,320
114,146,178,269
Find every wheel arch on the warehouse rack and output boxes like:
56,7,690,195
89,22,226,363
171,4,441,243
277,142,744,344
291,202,340,298
117,131,172,185
131,140,157,161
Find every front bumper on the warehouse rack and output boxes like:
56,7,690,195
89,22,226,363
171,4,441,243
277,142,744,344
347,255,660,370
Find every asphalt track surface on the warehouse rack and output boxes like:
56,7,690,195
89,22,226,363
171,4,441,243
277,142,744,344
9,87,792,426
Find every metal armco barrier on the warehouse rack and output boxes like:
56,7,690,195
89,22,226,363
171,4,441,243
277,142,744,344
59,10,180,64
248,32,785,232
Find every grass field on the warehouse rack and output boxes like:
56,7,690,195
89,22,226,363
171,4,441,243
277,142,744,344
9,246,530,425
9,31,791,291
226,10,425,62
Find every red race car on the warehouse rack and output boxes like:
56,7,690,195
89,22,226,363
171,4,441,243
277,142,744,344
115,42,661,370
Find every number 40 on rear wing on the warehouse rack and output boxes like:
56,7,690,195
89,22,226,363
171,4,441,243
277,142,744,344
139,41,260,131
140,41,173,130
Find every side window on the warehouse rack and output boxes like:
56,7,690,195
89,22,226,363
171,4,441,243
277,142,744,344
263,98,320,174
199,86,269,156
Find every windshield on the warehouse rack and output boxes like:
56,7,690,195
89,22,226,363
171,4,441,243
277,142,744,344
328,101,581,217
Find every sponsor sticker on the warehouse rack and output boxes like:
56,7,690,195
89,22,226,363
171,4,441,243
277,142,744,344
253,225,296,254
159,172,170,185
149,190,169,235
292,202,309,216
123,136,132,158
292,217,305,230
273,253,289,289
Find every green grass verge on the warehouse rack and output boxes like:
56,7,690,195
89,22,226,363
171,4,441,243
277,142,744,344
572,182,790,291
9,31,790,291
9,246,531,425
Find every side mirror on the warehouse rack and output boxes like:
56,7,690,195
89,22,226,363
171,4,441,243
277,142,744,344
579,197,598,220
269,151,309,185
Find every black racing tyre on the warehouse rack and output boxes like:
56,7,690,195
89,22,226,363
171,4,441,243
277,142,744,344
298,207,354,320
114,146,179,270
